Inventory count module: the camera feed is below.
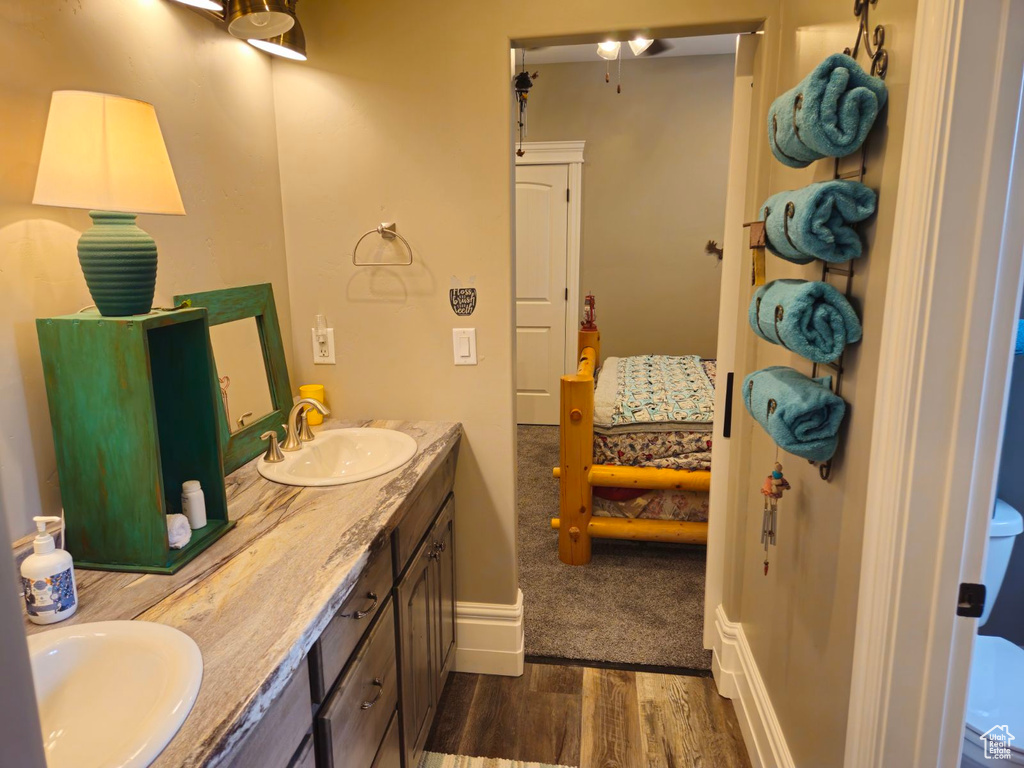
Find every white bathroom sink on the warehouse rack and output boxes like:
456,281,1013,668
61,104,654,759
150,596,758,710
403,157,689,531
257,427,418,487
28,620,202,768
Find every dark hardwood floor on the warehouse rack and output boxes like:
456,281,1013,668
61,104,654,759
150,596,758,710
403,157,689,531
425,662,751,768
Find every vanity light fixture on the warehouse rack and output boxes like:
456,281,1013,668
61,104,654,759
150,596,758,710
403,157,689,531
165,0,309,61
248,6,306,60
226,0,294,40
628,37,653,56
168,0,224,11
596,41,621,60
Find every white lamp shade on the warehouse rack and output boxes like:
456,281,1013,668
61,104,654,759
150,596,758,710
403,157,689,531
596,41,621,60
629,38,653,56
33,91,185,216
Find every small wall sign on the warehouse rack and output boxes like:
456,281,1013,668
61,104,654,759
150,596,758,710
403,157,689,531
450,287,477,316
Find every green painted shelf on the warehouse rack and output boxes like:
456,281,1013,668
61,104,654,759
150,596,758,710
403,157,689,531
36,308,233,574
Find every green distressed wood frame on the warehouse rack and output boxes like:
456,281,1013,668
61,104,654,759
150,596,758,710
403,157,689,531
36,308,234,573
174,284,293,475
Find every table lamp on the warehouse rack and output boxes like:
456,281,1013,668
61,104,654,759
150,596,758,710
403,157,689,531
33,91,185,317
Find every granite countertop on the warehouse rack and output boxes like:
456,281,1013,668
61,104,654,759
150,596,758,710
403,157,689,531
23,419,462,768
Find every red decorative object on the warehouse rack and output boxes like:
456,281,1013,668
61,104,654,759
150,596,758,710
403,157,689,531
581,293,597,330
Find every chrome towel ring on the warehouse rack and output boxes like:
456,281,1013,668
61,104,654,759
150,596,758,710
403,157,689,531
352,222,414,266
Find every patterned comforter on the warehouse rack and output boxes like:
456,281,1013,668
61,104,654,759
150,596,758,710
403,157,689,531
592,357,716,471
593,488,710,522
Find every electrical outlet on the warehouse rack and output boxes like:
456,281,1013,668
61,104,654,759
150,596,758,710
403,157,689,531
311,327,336,365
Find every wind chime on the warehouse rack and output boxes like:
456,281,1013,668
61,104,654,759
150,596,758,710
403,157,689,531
760,456,791,575
513,50,539,157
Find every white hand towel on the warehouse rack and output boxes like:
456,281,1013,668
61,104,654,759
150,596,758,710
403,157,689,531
167,513,192,550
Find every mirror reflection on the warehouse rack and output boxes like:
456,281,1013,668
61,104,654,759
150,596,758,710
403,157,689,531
208,319,274,434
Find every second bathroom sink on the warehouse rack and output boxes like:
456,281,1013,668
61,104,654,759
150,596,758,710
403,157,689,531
28,620,202,768
257,427,418,487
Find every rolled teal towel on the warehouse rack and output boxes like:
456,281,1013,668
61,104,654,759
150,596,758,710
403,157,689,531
760,180,876,264
749,279,862,363
768,53,888,168
1017,320,1024,355
743,366,846,462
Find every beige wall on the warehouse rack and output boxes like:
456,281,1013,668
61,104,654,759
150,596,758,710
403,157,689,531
271,1,770,610
525,55,734,359
0,0,919,762
273,1,918,762
0,1,293,542
721,3,918,767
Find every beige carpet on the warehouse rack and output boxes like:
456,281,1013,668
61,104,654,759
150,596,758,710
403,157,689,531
421,754,573,768
517,425,712,670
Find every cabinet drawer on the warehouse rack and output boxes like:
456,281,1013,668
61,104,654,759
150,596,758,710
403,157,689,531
369,711,402,768
224,662,312,768
392,446,457,573
288,733,315,768
309,541,393,703
316,599,398,768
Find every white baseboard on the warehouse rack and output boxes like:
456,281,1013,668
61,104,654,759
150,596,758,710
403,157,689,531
712,604,795,768
454,588,525,677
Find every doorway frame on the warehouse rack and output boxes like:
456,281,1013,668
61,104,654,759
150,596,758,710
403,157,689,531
704,33,759,652
515,140,585,376
843,0,1024,765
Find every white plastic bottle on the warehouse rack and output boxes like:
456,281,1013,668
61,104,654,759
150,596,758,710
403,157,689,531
21,515,77,625
181,480,207,530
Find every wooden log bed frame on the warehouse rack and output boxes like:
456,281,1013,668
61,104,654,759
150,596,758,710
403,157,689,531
551,326,712,565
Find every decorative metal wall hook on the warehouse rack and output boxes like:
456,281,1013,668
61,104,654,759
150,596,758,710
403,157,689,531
844,0,888,79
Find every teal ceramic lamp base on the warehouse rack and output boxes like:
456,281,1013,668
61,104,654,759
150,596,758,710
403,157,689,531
78,211,158,317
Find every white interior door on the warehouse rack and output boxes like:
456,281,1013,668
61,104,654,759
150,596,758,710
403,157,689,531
515,163,569,425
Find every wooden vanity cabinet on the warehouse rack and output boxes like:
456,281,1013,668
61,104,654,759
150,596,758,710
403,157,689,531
315,601,399,768
370,713,403,768
396,495,456,768
305,479,456,768
434,499,457,689
224,662,312,768
238,452,458,768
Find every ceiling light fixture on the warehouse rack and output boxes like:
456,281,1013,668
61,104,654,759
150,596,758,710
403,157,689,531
226,0,295,40
629,38,653,56
170,0,224,10
249,14,306,60
596,41,621,60
169,0,224,10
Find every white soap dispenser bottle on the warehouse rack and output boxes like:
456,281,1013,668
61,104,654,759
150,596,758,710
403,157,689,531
21,515,77,625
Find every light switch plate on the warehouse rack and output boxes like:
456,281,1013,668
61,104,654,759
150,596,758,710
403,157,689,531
312,327,336,365
453,328,477,365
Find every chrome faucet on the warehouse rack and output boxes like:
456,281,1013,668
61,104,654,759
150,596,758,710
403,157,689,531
282,398,331,451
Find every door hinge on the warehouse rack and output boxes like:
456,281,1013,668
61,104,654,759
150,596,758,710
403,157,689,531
957,582,986,618
566,188,570,202
723,372,735,439
565,288,569,301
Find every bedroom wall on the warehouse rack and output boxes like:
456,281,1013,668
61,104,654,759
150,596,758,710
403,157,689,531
524,54,735,359
270,0,771,610
0,1,292,543
720,1,919,765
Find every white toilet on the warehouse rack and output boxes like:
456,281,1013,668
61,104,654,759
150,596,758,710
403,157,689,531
962,499,1024,767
